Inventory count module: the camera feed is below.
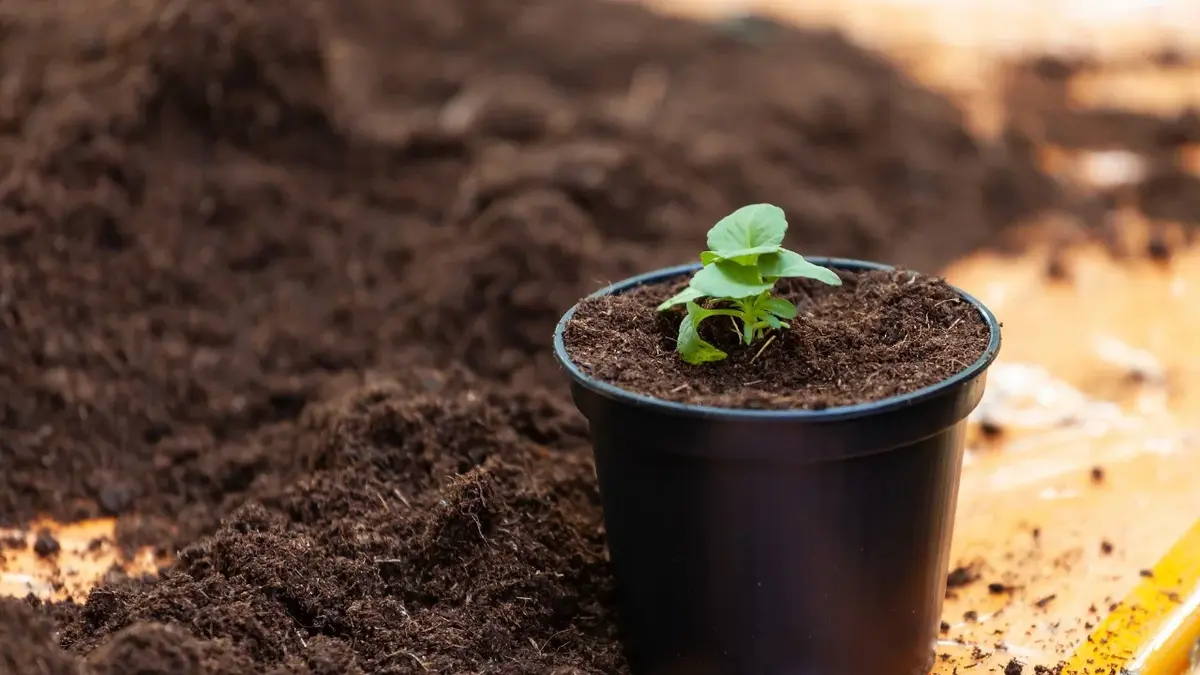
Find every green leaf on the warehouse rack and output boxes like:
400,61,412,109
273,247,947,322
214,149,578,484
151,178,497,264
762,297,798,319
706,204,787,259
689,260,774,299
700,244,782,266
657,285,706,311
677,302,727,364
757,249,842,286
763,314,790,329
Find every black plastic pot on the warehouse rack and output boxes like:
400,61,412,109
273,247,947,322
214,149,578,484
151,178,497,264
554,259,1002,675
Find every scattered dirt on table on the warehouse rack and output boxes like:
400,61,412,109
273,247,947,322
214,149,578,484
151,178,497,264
563,269,989,409
988,582,1015,595
33,530,61,559
0,0,1173,671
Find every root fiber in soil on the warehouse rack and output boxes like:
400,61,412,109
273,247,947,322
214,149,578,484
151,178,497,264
563,269,989,409
0,0,1150,672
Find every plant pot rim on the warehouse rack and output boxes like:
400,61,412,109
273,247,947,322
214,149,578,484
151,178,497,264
554,257,1002,422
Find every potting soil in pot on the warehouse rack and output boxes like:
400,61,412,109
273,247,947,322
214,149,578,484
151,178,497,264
564,269,990,409
0,0,1186,672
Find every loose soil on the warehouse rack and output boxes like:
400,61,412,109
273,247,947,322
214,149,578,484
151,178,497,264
0,0,1185,672
563,269,989,409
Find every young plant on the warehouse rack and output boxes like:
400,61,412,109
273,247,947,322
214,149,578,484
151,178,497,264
657,203,842,364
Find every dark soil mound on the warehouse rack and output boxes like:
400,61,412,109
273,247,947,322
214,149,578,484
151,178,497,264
40,375,620,673
564,269,989,409
0,0,1061,671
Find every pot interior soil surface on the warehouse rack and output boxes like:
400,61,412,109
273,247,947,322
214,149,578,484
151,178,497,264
563,268,990,409
0,0,1189,672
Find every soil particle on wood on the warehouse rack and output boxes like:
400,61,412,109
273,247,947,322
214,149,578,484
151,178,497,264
979,418,1005,438
988,582,1014,595
1044,252,1071,282
33,530,61,559
947,560,984,594
1035,594,1057,609
564,269,990,409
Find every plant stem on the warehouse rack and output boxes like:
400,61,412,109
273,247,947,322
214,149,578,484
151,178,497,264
751,334,776,362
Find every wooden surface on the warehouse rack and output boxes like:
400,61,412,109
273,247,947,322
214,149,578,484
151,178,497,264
934,234,1200,672
1,518,158,601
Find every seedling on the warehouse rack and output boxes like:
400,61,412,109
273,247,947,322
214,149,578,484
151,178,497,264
657,203,841,364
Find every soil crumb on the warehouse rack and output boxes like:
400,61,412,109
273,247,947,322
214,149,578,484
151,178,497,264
563,269,990,409
33,530,61,559
946,561,984,592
